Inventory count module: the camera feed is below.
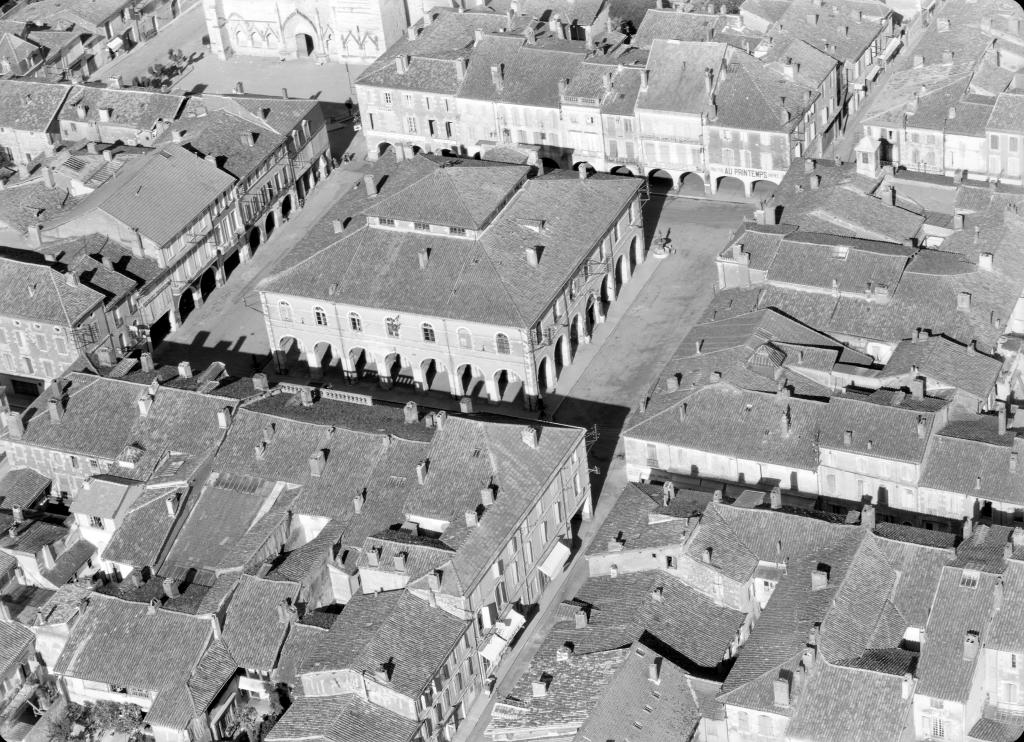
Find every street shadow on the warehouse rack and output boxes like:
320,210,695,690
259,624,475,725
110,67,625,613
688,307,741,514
154,334,271,378
549,396,632,524
188,82,208,95
642,190,668,247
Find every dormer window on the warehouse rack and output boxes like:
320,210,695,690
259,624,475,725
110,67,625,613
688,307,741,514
960,570,979,589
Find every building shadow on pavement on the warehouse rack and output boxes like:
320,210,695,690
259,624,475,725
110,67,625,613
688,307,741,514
154,331,271,378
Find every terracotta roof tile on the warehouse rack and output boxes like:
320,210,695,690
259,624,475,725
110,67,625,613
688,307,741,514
222,575,300,672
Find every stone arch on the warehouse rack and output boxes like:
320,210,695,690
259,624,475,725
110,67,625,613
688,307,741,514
678,171,705,194
348,346,374,380
630,235,643,272
178,289,195,323
540,157,561,171
383,353,413,385
751,179,777,198
647,168,676,192
377,142,393,158
265,210,277,238
199,266,217,301
572,161,595,174
538,356,552,394
610,165,635,176
277,336,302,371
615,254,627,290
714,174,746,197
493,368,522,404
281,194,293,219
281,11,319,42
457,363,485,397
248,225,262,254
585,294,598,333
599,274,613,314
570,315,583,356
312,342,336,376
420,358,450,394
554,335,568,376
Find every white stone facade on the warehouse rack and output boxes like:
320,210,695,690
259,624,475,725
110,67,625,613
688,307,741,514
203,0,413,64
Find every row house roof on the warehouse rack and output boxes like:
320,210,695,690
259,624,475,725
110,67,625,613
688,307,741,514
0,619,34,676
44,144,236,247
0,254,104,326
266,694,419,742
299,587,468,697
637,39,729,116
53,593,215,722
633,11,732,49
0,78,69,131
918,416,1024,504
764,0,891,63
769,158,926,242
882,333,1003,399
625,382,828,471
357,10,513,96
705,200,1024,352
12,372,239,479
58,85,186,133
221,575,301,673
712,49,816,132
459,34,587,107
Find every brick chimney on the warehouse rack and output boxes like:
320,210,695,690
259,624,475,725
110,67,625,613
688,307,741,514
963,630,980,660
5,411,24,439
48,397,63,423
773,674,791,707
309,449,327,477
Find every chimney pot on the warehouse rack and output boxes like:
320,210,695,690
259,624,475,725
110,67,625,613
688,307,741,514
47,397,63,423
773,675,791,707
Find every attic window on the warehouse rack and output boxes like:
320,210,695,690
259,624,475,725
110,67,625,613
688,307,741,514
450,227,466,236
414,222,430,231
379,218,395,227
633,721,644,730
960,570,979,589
830,245,849,259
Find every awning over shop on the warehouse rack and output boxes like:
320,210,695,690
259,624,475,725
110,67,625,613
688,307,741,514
495,609,526,642
538,541,571,578
480,633,506,664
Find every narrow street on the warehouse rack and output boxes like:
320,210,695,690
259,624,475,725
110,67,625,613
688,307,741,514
454,194,748,742
153,165,368,375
